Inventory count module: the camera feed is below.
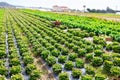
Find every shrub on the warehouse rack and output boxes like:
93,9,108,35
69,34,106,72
72,68,82,78
52,64,62,74
86,65,95,75
51,49,60,57
23,56,34,65
29,70,40,80
113,57,120,66
64,61,74,70
46,56,56,66
110,66,120,77
69,53,78,61
85,53,93,62
78,49,86,57
41,50,49,60
59,72,69,80
26,64,36,74
103,60,113,73
10,66,21,75
95,73,106,80
94,50,103,56
92,57,103,67
75,58,84,68
11,73,23,80
58,56,67,63
81,75,93,80
0,66,7,76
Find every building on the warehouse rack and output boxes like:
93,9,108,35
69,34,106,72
52,5,69,12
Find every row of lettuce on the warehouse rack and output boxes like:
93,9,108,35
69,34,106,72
0,9,40,80
14,9,120,80
21,9,120,42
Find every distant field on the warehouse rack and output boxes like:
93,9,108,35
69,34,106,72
55,12,120,22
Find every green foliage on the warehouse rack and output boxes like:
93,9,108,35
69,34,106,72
113,57,120,66
102,54,111,61
61,48,68,55
59,72,69,80
46,56,56,66
52,64,62,74
78,49,86,57
75,58,84,68
64,61,74,70
10,58,20,66
0,75,6,80
85,53,93,62
11,73,23,80
95,73,106,80
58,56,67,63
92,57,103,67
86,65,95,75
0,51,6,59
94,50,104,56
103,60,113,73
51,49,60,57
26,64,36,74
112,45,120,53
23,56,34,65
69,53,78,61
29,70,40,80
81,75,93,80
72,68,82,78
0,66,7,76
41,50,50,60
10,66,21,75
110,66,120,77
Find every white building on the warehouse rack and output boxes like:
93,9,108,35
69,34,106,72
52,5,69,12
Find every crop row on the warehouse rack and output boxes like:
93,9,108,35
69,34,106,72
0,9,40,80
7,9,120,80
22,9,120,42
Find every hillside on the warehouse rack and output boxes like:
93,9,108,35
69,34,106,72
0,2,15,8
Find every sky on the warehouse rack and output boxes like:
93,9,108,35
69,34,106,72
0,0,120,10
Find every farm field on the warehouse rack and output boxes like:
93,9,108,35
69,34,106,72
0,8,120,80
55,12,120,22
